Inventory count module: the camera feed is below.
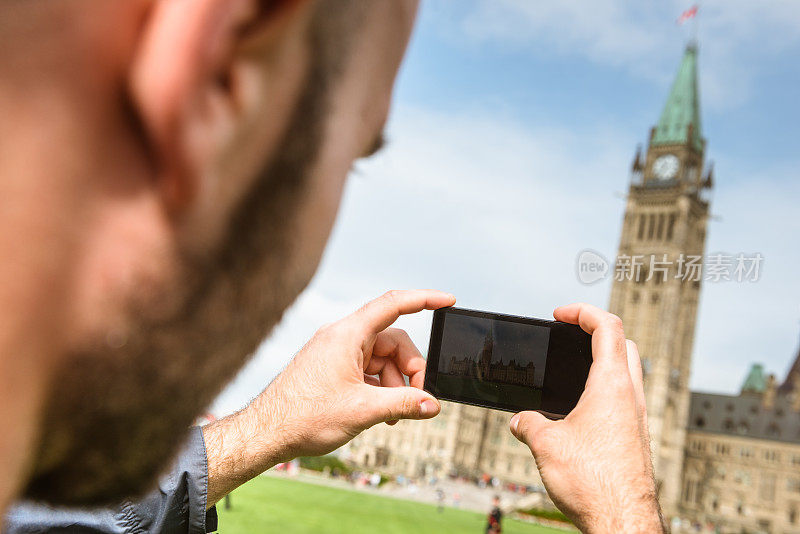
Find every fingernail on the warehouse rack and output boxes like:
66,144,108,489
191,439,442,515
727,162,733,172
420,399,438,416
510,414,520,433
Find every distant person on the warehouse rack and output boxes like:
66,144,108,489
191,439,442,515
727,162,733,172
485,495,503,534
1,0,663,532
436,488,445,513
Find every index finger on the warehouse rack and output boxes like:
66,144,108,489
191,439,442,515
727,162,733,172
347,290,456,335
553,302,627,369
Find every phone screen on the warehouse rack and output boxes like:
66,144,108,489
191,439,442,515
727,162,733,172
424,307,592,417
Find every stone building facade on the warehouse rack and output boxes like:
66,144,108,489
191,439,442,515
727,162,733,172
678,364,800,533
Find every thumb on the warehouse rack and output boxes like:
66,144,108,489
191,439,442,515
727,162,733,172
365,386,441,426
510,411,550,447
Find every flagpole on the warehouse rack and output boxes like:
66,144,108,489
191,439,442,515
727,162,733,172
693,1,700,48
678,4,700,49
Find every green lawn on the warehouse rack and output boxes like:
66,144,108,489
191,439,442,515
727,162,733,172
217,476,563,534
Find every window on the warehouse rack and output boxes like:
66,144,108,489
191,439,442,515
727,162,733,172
667,213,677,240
670,367,680,387
637,214,646,240
723,419,734,432
788,478,800,494
631,290,640,304
648,214,656,240
760,473,776,501
737,421,749,435
682,479,700,504
733,470,751,486
694,417,705,428
767,424,781,438
656,213,665,240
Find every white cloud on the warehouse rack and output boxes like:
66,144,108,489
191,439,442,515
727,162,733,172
212,103,800,416
456,0,800,109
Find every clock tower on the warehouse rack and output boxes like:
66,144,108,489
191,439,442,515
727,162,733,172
608,43,713,515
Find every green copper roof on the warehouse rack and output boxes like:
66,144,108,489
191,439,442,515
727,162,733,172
741,363,767,394
651,44,704,153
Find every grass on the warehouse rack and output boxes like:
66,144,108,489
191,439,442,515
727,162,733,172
217,476,564,534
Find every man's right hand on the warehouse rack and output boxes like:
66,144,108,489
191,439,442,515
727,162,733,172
510,303,665,534
203,289,454,505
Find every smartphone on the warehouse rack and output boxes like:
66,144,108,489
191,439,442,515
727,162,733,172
423,307,592,418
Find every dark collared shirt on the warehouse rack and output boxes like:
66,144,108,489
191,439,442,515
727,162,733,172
4,426,218,534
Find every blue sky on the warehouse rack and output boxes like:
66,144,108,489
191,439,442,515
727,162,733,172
213,1,800,414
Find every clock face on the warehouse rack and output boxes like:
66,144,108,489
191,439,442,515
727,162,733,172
652,154,680,180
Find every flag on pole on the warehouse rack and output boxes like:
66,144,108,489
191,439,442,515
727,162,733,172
677,5,698,25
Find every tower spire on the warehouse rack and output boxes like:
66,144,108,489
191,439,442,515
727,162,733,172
651,45,704,154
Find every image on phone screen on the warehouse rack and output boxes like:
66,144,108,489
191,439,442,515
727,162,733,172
424,307,592,417
436,313,550,408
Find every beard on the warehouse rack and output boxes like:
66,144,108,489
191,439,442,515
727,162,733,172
21,1,362,506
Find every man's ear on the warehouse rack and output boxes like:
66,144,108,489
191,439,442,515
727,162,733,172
129,0,307,212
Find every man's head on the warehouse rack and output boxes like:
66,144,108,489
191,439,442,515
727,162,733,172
0,0,418,506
